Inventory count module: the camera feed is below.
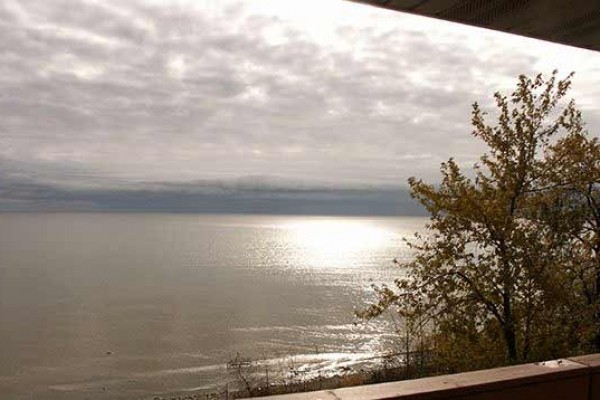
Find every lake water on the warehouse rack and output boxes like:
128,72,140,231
0,213,426,399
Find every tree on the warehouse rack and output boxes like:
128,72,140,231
359,71,598,368
537,130,600,352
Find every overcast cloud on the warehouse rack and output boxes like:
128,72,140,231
0,0,599,213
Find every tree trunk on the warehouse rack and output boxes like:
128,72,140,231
504,325,518,362
503,286,518,362
594,266,600,351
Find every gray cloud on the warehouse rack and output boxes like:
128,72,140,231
0,174,424,215
0,0,598,213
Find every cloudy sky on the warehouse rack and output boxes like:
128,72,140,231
1,0,599,214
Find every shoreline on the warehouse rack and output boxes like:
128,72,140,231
146,351,437,400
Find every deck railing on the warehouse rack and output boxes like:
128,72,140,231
257,354,600,400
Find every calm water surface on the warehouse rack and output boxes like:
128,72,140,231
0,213,426,399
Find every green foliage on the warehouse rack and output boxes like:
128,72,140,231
359,71,599,369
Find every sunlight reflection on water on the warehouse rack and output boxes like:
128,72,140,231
283,218,394,269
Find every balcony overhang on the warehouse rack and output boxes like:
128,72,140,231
349,0,600,52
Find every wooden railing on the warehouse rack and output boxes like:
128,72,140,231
257,354,600,400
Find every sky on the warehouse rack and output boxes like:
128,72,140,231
0,0,599,214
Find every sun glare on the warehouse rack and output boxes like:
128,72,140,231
284,218,392,267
